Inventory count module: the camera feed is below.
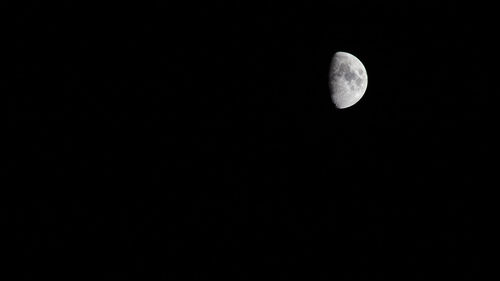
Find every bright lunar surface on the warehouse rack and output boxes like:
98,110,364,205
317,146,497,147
329,51,368,109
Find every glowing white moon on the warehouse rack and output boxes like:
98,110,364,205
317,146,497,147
329,51,368,109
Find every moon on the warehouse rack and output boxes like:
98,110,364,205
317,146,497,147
329,51,368,109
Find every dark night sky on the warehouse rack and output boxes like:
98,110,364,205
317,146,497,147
8,2,493,280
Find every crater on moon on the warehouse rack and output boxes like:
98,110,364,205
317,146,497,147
355,77,362,86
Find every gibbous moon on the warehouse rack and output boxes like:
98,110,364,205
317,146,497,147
329,51,368,109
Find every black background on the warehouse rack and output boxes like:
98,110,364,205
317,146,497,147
8,2,493,280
